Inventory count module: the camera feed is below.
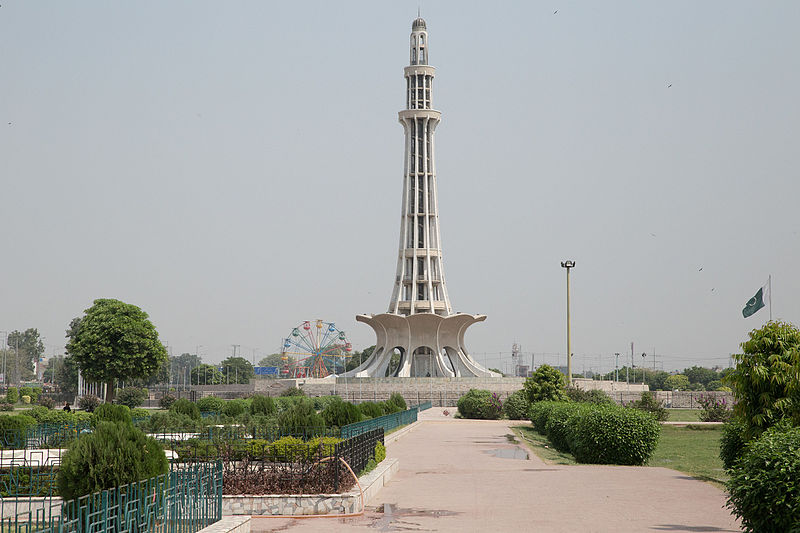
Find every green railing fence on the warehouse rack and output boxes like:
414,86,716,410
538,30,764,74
1,461,222,533
340,407,418,439
415,401,432,411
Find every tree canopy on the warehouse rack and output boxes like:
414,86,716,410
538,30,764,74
191,364,222,385
220,356,254,384
66,299,168,402
729,320,800,439
5,328,44,383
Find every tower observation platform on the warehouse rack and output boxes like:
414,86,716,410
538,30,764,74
344,18,497,379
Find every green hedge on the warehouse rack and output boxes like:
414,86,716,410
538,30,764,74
572,405,661,465
726,424,800,532
720,418,747,471
545,403,590,453
529,401,661,466
529,401,561,434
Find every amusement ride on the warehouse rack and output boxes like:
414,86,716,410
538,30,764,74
281,320,353,378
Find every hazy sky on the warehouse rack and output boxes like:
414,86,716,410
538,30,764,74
2,2,798,375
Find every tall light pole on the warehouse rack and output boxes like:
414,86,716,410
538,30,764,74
641,353,647,385
614,353,619,383
560,260,575,386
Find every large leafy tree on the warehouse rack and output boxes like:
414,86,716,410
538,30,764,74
664,374,690,391
220,356,254,384
191,364,223,385
43,355,80,395
66,299,168,402
683,366,720,388
729,320,800,439
6,328,44,383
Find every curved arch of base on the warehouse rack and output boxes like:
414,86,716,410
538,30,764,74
343,312,497,378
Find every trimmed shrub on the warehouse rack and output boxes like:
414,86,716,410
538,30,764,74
171,398,200,420
358,401,385,419
720,417,748,471
529,401,561,434
159,394,176,410
502,390,530,420
78,394,101,413
0,414,37,433
322,399,363,428
280,387,305,397
565,387,615,405
545,403,590,453
19,387,33,401
143,411,201,432
387,392,407,412
268,436,306,461
5,387,18,404
0,403,14,411
726,424,800,532
572,405,661,465
277,398,324,434
37,396,56,409
457,389,502,420
92,404,132,426
130,408,150,420
57,420,168,501
116,387,148,409
374,441,386,463
223,399,248,418
21,395,31,404
250,395,276,416
196,396,225,413
627,392,668,422
523,365,567,404
27,406,91,426
307,436,341,458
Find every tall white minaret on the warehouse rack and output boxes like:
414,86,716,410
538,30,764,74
346,18,495,378
388,17,452,317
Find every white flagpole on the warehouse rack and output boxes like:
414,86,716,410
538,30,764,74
769,274,772,321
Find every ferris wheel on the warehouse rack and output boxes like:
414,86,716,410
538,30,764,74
281,320,353,378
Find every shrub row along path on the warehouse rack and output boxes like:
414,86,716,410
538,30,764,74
252,408,740,532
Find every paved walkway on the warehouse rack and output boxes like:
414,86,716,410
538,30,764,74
252,411,740,532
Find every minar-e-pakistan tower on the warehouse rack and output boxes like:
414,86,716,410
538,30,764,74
345,18,497,378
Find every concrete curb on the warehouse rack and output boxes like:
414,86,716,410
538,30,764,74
198,516,250,533
384,420,422,445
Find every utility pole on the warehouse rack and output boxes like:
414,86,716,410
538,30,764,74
614,353,619,383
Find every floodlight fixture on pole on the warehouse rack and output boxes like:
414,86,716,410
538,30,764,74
641,353,647,384
560,260,575,385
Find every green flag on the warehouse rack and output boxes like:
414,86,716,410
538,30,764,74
742,283,769,318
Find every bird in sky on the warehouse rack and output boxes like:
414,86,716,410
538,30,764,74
668,84,673,88
698,267,703,271
554,10,558,14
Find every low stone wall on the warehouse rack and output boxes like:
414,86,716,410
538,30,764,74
222,457,399,516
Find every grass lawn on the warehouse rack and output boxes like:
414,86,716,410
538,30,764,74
512,422,727,487
666,408,702,422
511,425,577,465
649,425,727,486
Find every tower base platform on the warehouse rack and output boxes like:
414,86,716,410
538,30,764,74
343,313,499,378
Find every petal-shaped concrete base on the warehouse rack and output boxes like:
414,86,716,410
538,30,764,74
343,313,498,378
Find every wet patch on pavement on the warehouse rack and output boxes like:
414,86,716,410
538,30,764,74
369,503,460,531
485,446,529,460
